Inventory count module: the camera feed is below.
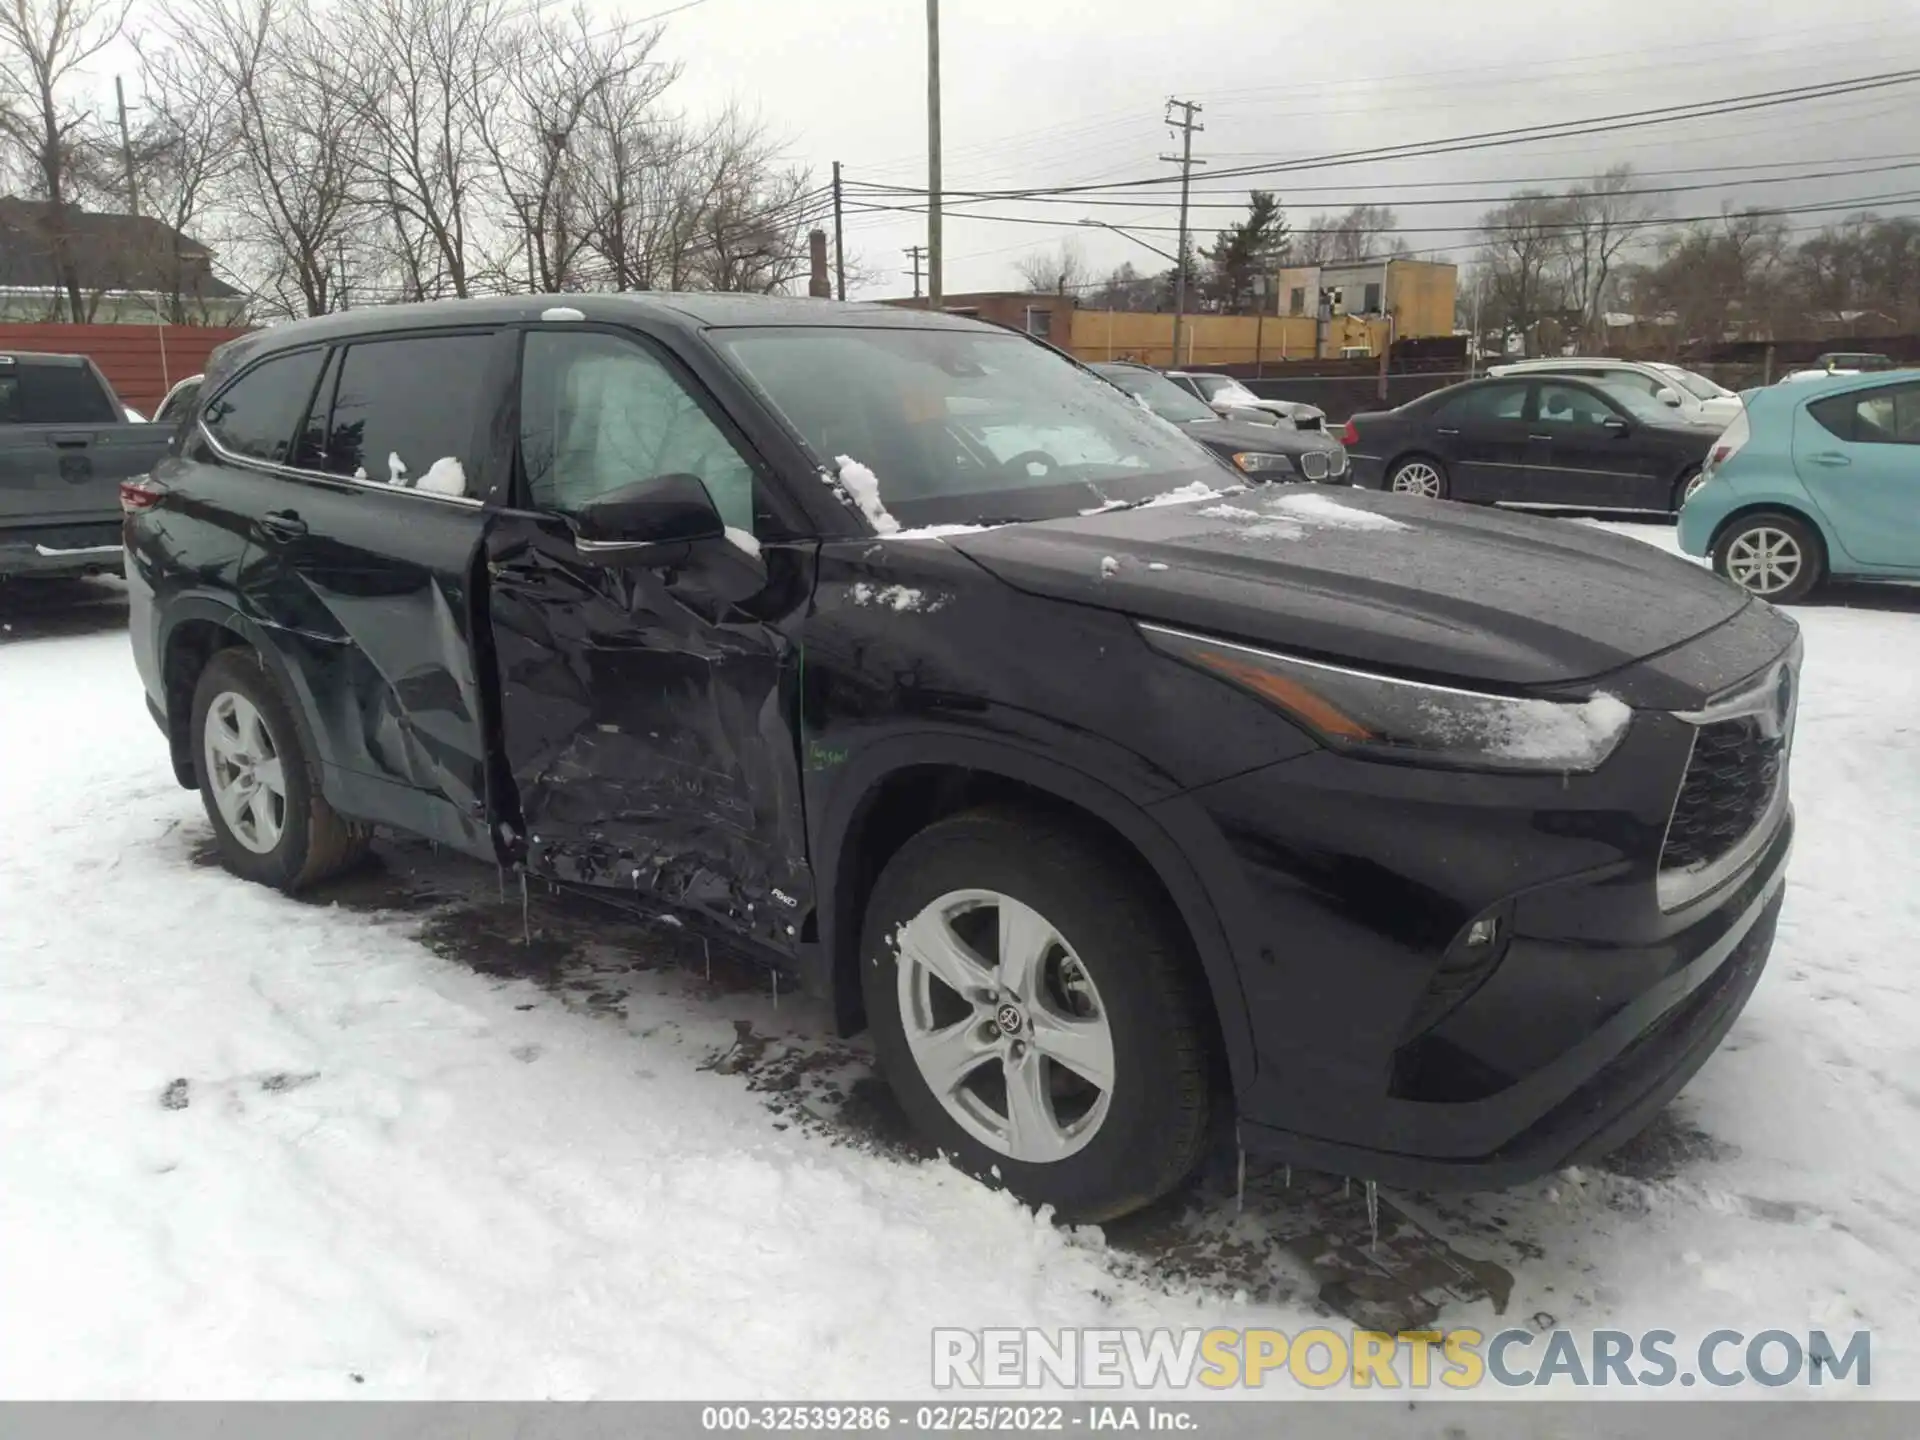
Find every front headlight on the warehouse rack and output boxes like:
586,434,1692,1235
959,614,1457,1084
1140,624,1632,773
1231,451,1292,474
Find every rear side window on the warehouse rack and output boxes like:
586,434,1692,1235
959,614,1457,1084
205,349,326,464
1435,383,1526,424
0,362,117,424
318,334,492,494
1809,383,1920,445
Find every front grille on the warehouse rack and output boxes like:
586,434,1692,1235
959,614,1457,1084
1327,447,1349,477
1299,450,1331,481
1662,717,1785,872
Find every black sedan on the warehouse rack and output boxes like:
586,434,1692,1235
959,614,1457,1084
1346,374,1725,514
1092,361,1349,483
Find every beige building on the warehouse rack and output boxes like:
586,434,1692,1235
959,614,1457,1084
1274,257,1457,358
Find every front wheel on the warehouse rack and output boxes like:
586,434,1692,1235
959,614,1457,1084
1388,455,1449,498
1712,512,1825,603
860,808,1213,1223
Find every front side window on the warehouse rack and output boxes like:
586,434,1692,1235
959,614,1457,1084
1533,384,1619,429
520,329,760,534
204,349,326,464
713,326,1223,529
1810,382,1920,445
320,334,492,494
14,363,116,424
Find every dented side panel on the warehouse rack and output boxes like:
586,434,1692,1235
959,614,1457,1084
484,512,815,951
232,479,495,858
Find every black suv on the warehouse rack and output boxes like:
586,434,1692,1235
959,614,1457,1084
126,296,1798,1221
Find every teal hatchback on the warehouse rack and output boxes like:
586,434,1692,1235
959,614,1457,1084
1679,369,1920,601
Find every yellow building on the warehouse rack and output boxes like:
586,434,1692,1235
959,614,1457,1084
1068,257,1457,368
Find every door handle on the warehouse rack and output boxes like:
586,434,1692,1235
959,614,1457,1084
48,433,91,448
1807,452,1852,468
1528,434,1555,442
1435,427,1460,436
257,509,308,541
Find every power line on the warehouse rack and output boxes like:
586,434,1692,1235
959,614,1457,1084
842,188,1920,238
848,159,1920,213
845,68,1920,203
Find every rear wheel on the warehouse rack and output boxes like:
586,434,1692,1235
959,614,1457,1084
1712,512,1824,603
860,808,1212,1223
1388,455,1448,499
191,648,368,890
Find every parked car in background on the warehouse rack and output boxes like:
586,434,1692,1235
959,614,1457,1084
1163,369,1327,430
1679,369,1920,602
126,293,1795,1221
152,374,203,428
1489,357,1743,424
1815,352,1893,373
1091,361,1349,481
1346,373,1725,513
0,351,173,579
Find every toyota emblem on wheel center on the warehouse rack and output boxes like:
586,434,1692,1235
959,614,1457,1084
995,1003,1023,1035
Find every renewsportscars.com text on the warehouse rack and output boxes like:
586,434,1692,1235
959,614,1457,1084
931,1326,1872,1391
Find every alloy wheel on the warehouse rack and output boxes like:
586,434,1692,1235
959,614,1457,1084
203,690,288,854
1391,462,1443,498
894,889,1115,1163
1724,526,1804,597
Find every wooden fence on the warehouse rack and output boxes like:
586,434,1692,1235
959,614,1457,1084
0,323,253,415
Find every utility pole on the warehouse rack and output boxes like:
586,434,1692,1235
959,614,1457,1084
1159,98,1203,367
925,0,943,309
115,77,139,218
832,160,847,301
904,245,925,299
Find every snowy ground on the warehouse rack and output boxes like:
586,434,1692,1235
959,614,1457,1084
2,524,1917,1399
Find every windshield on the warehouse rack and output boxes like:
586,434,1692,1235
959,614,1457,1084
1192,374,1258,403
714,327,1224,527
1092,364,1217,424
1653,364,1730,401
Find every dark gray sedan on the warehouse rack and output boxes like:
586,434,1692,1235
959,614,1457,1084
1092,362,1349,483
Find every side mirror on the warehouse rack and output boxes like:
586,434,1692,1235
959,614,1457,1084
573,472,726,546
1656,387,1683,407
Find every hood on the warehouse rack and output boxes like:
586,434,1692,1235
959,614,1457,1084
1183,415,1339,455
947,488,1753,691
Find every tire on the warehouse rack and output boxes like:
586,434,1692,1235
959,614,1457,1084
1673,467,1707,512
190,647,367,891
1711,511,1825,604
860,807,1213,1223
1387,454,1449,499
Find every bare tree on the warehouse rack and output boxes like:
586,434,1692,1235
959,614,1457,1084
1293,205,1407,266
127,37,243,321
1013,238,1089,295
1557,165,1661,347
1473,192,1569,356
0,0,130,319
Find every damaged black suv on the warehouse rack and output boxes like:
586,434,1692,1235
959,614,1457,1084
126,296,1798,1222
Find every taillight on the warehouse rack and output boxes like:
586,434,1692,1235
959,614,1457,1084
120,478,164,514
1341,419,1359,446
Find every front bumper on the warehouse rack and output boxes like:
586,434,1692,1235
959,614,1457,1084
1149,671,1793,1190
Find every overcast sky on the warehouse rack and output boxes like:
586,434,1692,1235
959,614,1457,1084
651,0,1920,297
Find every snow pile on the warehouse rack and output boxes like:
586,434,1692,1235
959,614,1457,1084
1264,491,1410,532
1198,504,1261,521
831,456,899,535
387,452,409,486
415,458,467,497
849,582,945,613
888,523,996,540
1418,691,1632,769
1147,562,1170,572
723,528,761,558
1099,556,1120,578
